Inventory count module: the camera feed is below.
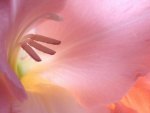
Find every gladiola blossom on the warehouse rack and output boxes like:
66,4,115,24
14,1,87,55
1,0,150,113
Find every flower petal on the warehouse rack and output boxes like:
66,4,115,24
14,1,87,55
0,0,26,100
11,0,66,19
121,76,150,113
0,0,11,47
10,0,66,37
111,103,137,113
0,75,12,113
35,0,150,109
12,75,87,113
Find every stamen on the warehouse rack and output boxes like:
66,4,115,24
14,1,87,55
45,13,63,21
29,34,61,45
28,39,56,55
20,42,41,62
20,34,61,62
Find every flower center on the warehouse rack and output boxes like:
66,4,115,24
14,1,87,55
9,13,62,78
20,34,61,62
18,13,62,62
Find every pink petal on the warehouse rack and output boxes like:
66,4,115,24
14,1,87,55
0,64,27,100
13,75,87,113
0,0,11,46
35,0,150,109
9,0,66,37
0,76,12,113
0,0,26,100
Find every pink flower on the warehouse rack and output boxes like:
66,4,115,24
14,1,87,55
1,0,150,113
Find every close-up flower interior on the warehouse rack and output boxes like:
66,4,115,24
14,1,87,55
1,0,150,113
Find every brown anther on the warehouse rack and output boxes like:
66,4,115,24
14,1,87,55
20,34,61,62
20,42,41,62
28,39,56,55
30,34,61,45
45,13,63,21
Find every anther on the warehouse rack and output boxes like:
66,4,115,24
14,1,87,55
28,39,56,55
45,13,63,21
20,41,41,62
29,34,61,45
20,34,61,62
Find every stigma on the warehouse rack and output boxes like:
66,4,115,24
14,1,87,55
20,34,61,62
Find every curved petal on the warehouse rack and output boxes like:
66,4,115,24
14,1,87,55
0,75,12,113
0,0,26,100
0,0,10,50
11,0,66,18
9,0,66,43
33,0,150,109
121,76,150,113
111,103,137,113
12,75,87,113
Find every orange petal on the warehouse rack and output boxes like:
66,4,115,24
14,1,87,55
121,76,150,113
111,103,137,113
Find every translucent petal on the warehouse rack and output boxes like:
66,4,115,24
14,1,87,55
111,103,137,113
35,0,150,109
0,0,26,100
12,75,87,113
0,75,12,113
10,0,66,37
121,76,150,113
